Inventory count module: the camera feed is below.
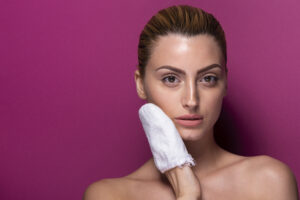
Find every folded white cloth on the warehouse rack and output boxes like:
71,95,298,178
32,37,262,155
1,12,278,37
138,103,195,173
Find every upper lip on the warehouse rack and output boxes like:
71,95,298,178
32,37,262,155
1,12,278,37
175,114,203,120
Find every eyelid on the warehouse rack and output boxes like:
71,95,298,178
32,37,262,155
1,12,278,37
201,72,221,79
202,71,219,75
162,73,181,80
161,74,181,87
201,68,222,75
199,75,219,85
162,72,180,76
160,71,220,81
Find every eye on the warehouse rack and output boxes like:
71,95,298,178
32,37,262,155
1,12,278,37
162,75,180,87
200,75,219,86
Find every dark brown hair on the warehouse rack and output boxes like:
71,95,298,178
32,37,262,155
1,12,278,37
137,5,227,78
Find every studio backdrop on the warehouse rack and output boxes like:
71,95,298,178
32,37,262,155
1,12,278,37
0,0,299,199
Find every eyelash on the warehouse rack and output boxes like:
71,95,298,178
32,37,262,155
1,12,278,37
162,75,180,85
162,74,219,87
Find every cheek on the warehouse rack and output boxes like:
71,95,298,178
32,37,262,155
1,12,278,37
144,81,180,116
148,88,179,109
202,90,224,120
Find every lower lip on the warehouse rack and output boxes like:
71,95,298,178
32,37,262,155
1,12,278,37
174,119,203,127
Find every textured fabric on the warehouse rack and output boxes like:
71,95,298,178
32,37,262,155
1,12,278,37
138,103,195,173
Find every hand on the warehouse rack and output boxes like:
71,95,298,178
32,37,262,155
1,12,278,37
138,103,195,173
138,103,201,199
165,165,202,200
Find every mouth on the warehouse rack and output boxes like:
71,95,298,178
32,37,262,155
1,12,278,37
174,114,203,127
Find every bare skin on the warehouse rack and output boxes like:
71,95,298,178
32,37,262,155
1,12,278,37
83,34,299,200
84,153,298,200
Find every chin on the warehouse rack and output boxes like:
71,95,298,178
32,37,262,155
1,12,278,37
178,128,204,141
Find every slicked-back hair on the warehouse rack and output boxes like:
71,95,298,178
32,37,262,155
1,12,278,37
137,5,227,78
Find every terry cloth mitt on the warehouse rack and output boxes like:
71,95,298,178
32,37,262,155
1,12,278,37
138,103,195,173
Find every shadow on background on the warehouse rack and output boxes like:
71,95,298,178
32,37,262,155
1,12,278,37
214,99,251,155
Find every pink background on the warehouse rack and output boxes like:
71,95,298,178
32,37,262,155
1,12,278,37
1,0,299,199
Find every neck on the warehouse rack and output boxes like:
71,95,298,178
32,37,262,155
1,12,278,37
184,128,223,177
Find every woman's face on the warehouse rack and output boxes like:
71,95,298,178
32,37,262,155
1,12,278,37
135,33,227,141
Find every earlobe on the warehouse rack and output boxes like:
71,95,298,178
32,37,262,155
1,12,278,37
134,70,147,100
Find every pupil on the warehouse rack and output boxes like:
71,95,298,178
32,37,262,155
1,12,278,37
169,77,175,82
205,77,212,81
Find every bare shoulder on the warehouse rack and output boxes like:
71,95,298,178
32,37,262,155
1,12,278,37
243,155,299,199
83,177,131,200
244,155,296,180
83,159,163,200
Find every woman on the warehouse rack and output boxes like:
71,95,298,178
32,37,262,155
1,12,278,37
84,5,298,200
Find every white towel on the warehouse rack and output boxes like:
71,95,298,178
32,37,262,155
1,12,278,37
138,103,195,173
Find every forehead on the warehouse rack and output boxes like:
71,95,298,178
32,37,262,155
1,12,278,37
147,33,224,71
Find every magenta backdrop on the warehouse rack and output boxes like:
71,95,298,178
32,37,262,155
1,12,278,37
1,0,299,199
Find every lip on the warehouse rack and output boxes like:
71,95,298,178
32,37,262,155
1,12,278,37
174,114,203,127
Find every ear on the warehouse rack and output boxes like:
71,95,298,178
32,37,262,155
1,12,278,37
134,70,147,100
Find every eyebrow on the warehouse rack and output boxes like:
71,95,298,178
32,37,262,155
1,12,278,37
155,64,223,75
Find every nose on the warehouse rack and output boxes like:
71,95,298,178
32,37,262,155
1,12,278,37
181,79,199,110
